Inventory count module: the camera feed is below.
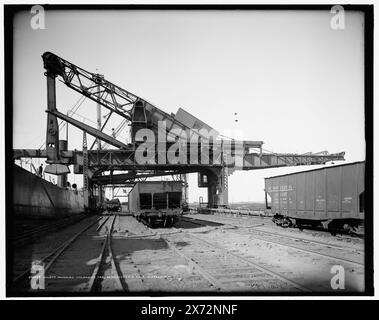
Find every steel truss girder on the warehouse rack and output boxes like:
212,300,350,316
43,52,135,120
13,149,345,171
243,152,346,169
91,168,202,185
41,52,226,144
40,52,346,173
47,109,129,149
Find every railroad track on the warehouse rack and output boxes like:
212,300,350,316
181,216,364,267
12,216,109,292
188,213,364,239
103,215,298,292
160,232,312,292
113,217,363,292
12,213,363,293
12,214,87,247
243,229,364,267
246,227,364,252
183,214,363,251
86,214,124,292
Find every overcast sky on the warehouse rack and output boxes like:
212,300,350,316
13,9,365,202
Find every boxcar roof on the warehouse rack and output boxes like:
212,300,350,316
264,161,365,180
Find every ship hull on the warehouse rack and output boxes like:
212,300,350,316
13,164,85,219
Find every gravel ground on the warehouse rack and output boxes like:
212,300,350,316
10,212,366,294
187,213,364,249
182,214,365,292
193,228,364,292
110,216,215,292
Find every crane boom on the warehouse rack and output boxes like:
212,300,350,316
40,51,345,174
43,52,136,120
42,52,212,143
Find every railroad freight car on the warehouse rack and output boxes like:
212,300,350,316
264,161,365,234
128,181,183,227
105,199,121,212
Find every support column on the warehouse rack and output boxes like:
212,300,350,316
45,74,59,161
180,174,188,204
57,140,68,188
96,73,104,150
82,132,89,210
98,185,103,206
96,76,103,207
206,167,229,208
207,175,218,208
221,167,229,205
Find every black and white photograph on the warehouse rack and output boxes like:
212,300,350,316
4,4,373,298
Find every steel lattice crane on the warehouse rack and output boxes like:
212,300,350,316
13,51,346,209
42,51,215,157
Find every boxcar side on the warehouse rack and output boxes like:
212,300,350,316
265,162,364,232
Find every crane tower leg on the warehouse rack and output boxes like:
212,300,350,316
82,132,89,210
206,167,229,208
181,174,188,205
57,140,68,188
45,74,59,162
96,77,103,207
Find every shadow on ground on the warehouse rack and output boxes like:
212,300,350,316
173,216,224,229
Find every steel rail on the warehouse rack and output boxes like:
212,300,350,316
107,215,124,291
13,215,87,245
185,233,312,292
245,228,364,253
183,215,363,253
160,232,311,292
244,233,364,267
13,216,105,286
163,237,226,291
87,215,124,292
186,216,365,267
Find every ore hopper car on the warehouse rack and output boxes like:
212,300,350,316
105,198,121,212
128,181,183,227
265,161,365,235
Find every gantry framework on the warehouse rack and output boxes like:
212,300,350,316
14,52,345,208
